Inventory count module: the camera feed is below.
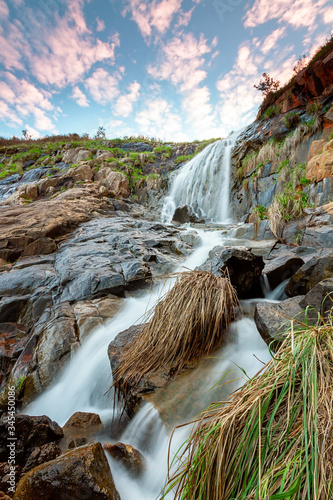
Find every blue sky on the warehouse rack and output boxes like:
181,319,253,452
0,0,332,141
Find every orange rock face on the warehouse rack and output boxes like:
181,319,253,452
306,139,333,182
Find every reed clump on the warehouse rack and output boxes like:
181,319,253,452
113,270,239,400
163,321,333,500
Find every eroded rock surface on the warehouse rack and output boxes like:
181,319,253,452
13,443,120,500
200,247,264,296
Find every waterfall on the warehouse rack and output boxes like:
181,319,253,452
162,130,240,224
26,229,225,425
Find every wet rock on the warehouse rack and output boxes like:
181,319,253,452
263,256,304,289
0,415,63,467
0,463,22,496
63,412,103,437
0,323,29,386
109,324,171,416
13,442,120,500
0,297,30,324
22,442,62,474
172,205,204,224
286,249,333,296
104,442,146,477
254,296,306,345
200,246,265,296
29,302,80,389
73,296,123,340
0,493,12,499
300,277,333,318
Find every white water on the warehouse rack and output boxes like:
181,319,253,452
162,130,240,224
26,229,224,425
108,317,271,500
25,132,276,499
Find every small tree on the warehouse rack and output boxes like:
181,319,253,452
293,54,308,74
22,129,31,140
254,73,280,96
94,126,106,140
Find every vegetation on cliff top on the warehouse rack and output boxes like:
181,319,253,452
256,34,333,118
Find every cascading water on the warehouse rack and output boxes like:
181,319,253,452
25,134,274,499
162,130,240,224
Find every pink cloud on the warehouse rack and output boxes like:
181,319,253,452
71,86,89,107
135,98,187,141
85,68,120,104
0,0,9,18
244,0,329,31
0,100,22,126
114,81,141,117
148,32,213,91
96,17,105,32
123,0,197,43
0,72,57,131
261,27,286,54
0,0,120,88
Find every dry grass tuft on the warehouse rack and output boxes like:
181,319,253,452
113,270,239,401
163,320,333,500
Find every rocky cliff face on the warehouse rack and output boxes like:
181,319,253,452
229,47,333,223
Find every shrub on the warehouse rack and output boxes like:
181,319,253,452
153,145,172,157
260,105,279,120
253,204,268,220
306,101,323,115
174,154,194,165
283,112,301,129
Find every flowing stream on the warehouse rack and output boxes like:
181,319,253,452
162,130,240,224
26,133,278,499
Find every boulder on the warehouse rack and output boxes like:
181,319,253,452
263,256,304,290
63,412,103,437
67,164,93,182
13,443,120,500
22,442,62,474
254,296,306,345
73,296,123,340
0,415,63,467
0,188,113,261
95,168,129,198
104,442,145,477
200,246,264,296
18,184,38,201
301,277,333,318
108,324,170,416
172,205,203,224
286,250,333,296
62,147,90,164
0,462,22,496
